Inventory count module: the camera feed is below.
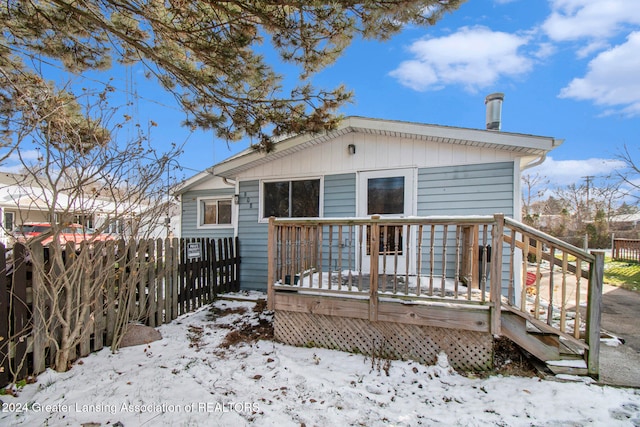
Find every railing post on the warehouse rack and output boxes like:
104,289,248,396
369,216,380,321
586,250,604,379
267,217,276,311
490,214,504,335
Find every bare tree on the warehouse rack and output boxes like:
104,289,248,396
617,144,640,204
3,82,180,374
522,172,549,225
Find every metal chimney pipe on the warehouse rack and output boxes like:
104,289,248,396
485,93,504,131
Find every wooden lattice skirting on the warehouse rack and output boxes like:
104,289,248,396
274,311,493,371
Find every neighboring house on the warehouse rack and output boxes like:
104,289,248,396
176,113,563,290
0,172,171,245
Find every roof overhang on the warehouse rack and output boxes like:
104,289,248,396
178,116,563,191
215,117,561,177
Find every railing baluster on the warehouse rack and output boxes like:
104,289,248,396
328,225,333,290
429,224,435,296
575,258,582,339
441,224,448,297
521,234,530,313
454,226,461,299
481,225,488,302
416,224,423,296
560,251,568,333
317,225,323,289
348,225,354,289
534,239,543,320
358,224,363,291
405,224,410,294
508,228,515,305
547,246,555,325
381,225,387,292
393,225,399,294
338,226,344,290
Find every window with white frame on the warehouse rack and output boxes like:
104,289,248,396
263,178,320,218
106,219,124,235
3,211,14,231
198,197,232,227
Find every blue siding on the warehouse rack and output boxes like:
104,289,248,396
181,188,235,239
323,173,356,217
417,162,514,216
236,180,267,289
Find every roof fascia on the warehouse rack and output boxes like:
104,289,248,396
206,116,563,179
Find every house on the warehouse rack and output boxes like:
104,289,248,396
0,171,172,245
175,106,608,377
176,109,563,291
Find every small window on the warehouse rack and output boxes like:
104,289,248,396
199,198,232,227
263,179,320,218
107,220,124,235
3,212,14,232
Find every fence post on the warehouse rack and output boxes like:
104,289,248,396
0,243,9,387
267,217,276,310
234,236,241,292
31,243,47,374
12,243,29,379
369,216,380,322
490,214,504,335
586,250,604,379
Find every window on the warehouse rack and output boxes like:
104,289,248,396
263,179,320,218
198,198,232,227
74,215,94,229
367,176,405,215
3,211,14,232
106,219,124,235
365,175,406,255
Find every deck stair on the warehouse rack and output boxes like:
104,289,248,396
501,305,589,376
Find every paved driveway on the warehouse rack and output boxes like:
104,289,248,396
599,284,640,387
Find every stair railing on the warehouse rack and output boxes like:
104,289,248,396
500,216,604,377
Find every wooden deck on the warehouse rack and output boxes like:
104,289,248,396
267,215,604,377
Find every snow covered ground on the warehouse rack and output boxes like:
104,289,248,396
1,292,640,426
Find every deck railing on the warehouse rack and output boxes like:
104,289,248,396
267,214,604,375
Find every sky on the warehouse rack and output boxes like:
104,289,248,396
1,294,639,426
4,0,640,193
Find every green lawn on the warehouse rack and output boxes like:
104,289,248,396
604,258,640,292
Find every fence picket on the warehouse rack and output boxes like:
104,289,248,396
31,243,47,374
0,243,8,386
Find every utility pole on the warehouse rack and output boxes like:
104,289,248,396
582,175,594,219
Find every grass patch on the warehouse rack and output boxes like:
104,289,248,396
604,258,640,292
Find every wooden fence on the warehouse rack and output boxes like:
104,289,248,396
0,236,240,388
612,238,640,263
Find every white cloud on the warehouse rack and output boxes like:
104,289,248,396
0,149,41,174
559,32,640,116
389,26,532,92
8,149,40,162
542,0,640,42
527,156,627,188
533,42,556,59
